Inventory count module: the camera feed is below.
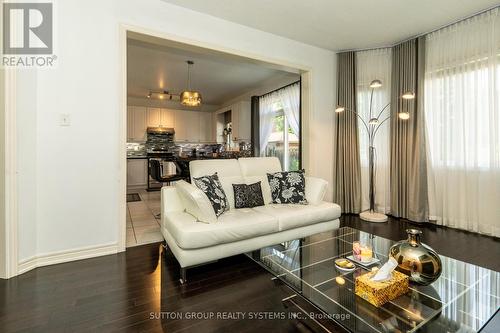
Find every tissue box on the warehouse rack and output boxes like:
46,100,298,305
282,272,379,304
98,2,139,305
355,270,409,307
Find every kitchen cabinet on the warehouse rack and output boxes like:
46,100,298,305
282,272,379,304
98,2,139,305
173,110,188,141
147,108,161,127
174,110,201,142
212,101,251,143
160,109,175,128
128,105,216,143
127,107,133,141
147,107,174,128
214,109,229,144
185,111,200,142
198,112,213,142
127,159,148,188
230,101,251,142
127,106,147,141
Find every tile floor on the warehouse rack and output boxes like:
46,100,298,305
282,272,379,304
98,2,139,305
126,188,164,247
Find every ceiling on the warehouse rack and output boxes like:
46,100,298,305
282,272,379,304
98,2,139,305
127,38,298,106
162,0,499,51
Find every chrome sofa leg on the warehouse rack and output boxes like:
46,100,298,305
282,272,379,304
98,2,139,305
180,267,187,284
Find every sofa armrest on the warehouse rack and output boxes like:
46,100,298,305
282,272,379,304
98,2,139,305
161,186,185,215
305,176,328,205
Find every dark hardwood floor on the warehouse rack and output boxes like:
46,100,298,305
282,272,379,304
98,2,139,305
0,215,498,333
0,244,309,333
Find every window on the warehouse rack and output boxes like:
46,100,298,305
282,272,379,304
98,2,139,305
264,101,300,171
425,62,500,169
423,7,500,237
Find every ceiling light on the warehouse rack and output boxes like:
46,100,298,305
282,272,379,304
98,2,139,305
335,105,345,113
402,91,415,99
370,80,382,88
398,112,410,120
147,90,177,100
181,60,202,107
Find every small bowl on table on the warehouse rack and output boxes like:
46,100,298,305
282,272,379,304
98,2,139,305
335,258,355,272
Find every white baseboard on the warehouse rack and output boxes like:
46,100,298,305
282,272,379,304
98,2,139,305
18,243,118,275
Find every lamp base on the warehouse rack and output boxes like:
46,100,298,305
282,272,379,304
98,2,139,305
360,210,388,223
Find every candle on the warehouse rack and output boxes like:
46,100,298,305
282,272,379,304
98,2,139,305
361,246,373,263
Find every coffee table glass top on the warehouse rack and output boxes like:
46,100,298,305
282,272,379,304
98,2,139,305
247,227,500,333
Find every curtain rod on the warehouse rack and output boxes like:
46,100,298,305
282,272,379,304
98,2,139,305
337,4,500,54
258,80,301,98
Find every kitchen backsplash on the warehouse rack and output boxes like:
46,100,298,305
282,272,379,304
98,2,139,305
171,143,222,156
127,142,252,157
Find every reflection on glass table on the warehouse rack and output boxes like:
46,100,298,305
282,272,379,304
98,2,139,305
247,227,500,333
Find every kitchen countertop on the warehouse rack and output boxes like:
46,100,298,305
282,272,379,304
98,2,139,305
127,155,148,159
126,154,233,160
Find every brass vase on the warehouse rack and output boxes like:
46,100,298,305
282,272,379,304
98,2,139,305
389,229,442,285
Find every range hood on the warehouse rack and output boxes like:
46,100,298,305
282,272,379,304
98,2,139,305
147,127,175,134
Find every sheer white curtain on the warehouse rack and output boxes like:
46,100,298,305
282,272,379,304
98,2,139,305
278,82,300,136
259,93,277,156
356,48,392,212
424,8,500,237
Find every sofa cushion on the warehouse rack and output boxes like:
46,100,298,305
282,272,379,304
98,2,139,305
190,159,244,210
218,176,245,210
241,175,272,204
239,157,282,204
164,209,279,249
174,180,217,224
190,159,242,179
305,176,328,205
267,170,308,204
232,182,265,208
193,173,229,217
253,202,341,231
238,157,282,176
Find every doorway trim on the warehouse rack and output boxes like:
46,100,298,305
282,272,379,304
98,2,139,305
1,68,19,279
118,23,312,251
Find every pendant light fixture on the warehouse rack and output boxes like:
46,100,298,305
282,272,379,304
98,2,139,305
180,60,202,107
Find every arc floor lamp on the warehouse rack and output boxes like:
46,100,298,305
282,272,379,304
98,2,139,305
335,80,415,222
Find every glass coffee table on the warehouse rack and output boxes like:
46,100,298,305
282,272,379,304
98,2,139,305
247,227,499,333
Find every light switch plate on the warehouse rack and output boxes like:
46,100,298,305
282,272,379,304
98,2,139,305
59,113,71,126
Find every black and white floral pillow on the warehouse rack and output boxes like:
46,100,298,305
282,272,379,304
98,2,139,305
232,182,265,208
267,170,308,205
193,173,229,217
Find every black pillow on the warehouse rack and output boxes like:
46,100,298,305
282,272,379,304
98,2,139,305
267,170,308,205
232,182,265,208
192,173,229,217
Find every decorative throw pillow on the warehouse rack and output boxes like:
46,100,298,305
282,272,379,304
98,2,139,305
193,173,229,217
267,170,308,205
232,182,265,208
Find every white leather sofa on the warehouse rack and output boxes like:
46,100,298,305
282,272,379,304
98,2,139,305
160,157,341,282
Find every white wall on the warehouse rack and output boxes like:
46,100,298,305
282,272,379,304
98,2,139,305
219,74,300,109
13,0,336,266
0,67,5,278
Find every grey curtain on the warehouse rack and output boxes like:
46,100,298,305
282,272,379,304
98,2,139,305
390,37,429,222
333,52,362,213
250,96,260,156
